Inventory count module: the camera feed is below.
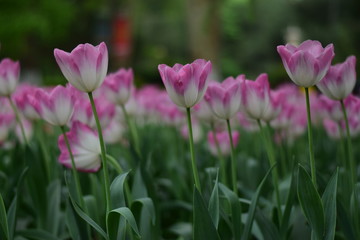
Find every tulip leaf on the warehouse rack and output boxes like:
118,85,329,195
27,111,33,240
46,180,61,235
132,198,156,239
208,170,219,229
297,165,324,240
107,207,141,240
255,210,280,240
322,168,338,240
65,200,81,240
110,171,130,209
193,187,221,240
17,229,60,240
280,168,297,238
0,193,9,240
241,165,274,240
219,183,242,240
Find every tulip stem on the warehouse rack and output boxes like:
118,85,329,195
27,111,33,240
88,92,111,216
60,126,84,208
226,119,238,195
340,100,356,186
120,104,142,159
257,119,282,221
186,108,201,192
8,96,28,145
210,122,226,185
304,87,317,187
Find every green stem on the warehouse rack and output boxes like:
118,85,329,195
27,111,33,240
257,119,282,221
8,96,28,145
120,104,142,159
36,121,51,182
266,122,286,176
304,87,317,187
60,126,85,208
210,122,226,185
340,100,356,186
226,119,238,195
88,92,111,216
186,108,201,192
337,121,347,169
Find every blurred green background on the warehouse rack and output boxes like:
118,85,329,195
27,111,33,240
0,0,359,87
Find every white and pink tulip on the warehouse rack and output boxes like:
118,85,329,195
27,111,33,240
104,68,134,105
0,58,20,96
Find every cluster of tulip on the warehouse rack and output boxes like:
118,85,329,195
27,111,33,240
0,39,359,240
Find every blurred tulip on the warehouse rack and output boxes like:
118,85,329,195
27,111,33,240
317,56,356,100
208,130,239,157
58,121,101,172
158,59,212,108
104,68,134,105
14,85,41,120
54,42,108,93
0,58,20,96
277,40,334,87
0,114,15,143
204,75,243,120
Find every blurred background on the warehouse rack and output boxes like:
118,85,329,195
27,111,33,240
0,0,359,87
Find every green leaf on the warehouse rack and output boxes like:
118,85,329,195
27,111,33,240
322,168,338,240
219,183,242,240
17,229,60,240
65,200,81,240
0,193,9,240
110,171,130,209
193,187,221,240
132,197,156,225
46,180,61,235
297,165,325,240
208,171,220,229
255,210,280,240
107,207,141,240
280,169,297,238
241,165,274,240
131,197,156,239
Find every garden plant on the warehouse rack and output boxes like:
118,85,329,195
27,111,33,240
0,39,359,240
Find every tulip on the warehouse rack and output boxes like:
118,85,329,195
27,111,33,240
158,59,212,108
54,42,108,93
14,86,41,120
104,68,134,105
36,85,74,126
58,121,101,172
317,56,356,100
204,75,243,120
181,121,202,143
0,58,20,96
0,114,15,143
318,95,357,122
277,40,335,87
208,130,239,157
15,117,33,144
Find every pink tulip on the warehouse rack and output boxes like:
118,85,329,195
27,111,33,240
15,117,33,144
208,130,239,157
181,121,203,143
193,100,218,124
0,58,20,96
54,42,108,93
104,68,134,105
158,59,212,108
14,85,41,120
318,95,356,122
103,119,124,144
0,114,15,143
36,85,74,126
317,56,356,100
204,76,243,120
58,121,101,172
241,73,272,120
277,40,334,87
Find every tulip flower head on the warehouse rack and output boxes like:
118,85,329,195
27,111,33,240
158,59,212,108
204,75,243,120
0,114,15,143
54,42,108,93
277,40,335,87
37,85,75,126
58,121,101,172
15,86,41,120
0,58,20,96
104,68,134,105
208,130,239,157
241,73,272,120
317,56,356,100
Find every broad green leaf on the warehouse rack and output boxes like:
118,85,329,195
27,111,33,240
241,165,274,240
219,183,242,239
110,171,130,209
65,200,81,240
280,168,297,238
193,188,221,240
84,195,100,227
322,168,338,240
255,211,280,240
17,229,60,240
208,171,220,229
0,193,9,240
132,197,156,225
107,207,141,240
297,165,324,240
46,180,61,235
337,199,356,240
132,197,156,239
